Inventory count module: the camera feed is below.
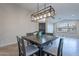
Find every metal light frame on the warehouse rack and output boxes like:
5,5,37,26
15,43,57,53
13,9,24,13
31,5,55,22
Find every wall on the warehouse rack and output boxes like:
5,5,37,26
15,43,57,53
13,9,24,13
0,4,38,47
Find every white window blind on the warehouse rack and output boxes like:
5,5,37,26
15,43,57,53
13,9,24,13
47,23,53,33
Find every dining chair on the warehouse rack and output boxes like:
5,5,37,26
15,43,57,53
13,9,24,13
26,33,33,36
45,33,53,36
43,33,54,47
33,31,38,35
26,33,34,45
43,38,63,56
16,36,39,56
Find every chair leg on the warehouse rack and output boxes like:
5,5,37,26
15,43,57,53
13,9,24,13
47,54,50,56
42,51,45,56
35,51,40,56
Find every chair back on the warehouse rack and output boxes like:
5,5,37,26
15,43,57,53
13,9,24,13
16,36,26,56
57,38,63,56
33,31,38,35
46,33,53,36
26,33,33,36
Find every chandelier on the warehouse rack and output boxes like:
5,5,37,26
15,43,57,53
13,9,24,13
31,5,55,22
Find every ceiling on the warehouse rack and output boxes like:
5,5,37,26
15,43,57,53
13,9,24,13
17,3,79,22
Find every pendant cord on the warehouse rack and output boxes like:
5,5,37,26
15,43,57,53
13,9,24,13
37,3,39,12
44,3,46,8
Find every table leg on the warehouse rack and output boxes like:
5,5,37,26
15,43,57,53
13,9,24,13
39,46,42,56
39,45,44,56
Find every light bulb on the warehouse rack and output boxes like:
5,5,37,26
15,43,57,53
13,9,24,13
37,17,39,19
40,15,43,18
47,12,51,16
44,14,46,17
34,18,36,20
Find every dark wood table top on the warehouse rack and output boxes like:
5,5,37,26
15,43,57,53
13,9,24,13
22,35,58,45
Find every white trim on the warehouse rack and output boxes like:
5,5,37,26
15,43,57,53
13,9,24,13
0,42,17,47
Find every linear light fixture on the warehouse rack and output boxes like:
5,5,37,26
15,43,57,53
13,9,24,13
31,5,55,22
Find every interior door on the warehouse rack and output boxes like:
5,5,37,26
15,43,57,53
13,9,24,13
39,23,45,33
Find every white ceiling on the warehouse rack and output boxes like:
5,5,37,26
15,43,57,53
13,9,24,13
17,3,79,21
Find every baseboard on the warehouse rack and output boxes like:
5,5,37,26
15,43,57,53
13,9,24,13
0,42,17,47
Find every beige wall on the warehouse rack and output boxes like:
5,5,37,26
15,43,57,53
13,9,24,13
0,4,38,47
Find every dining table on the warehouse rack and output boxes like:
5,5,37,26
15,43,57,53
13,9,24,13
22,34,58,56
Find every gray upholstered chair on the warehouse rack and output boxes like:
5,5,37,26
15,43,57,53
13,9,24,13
16,36,39,56
43,38,63,56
